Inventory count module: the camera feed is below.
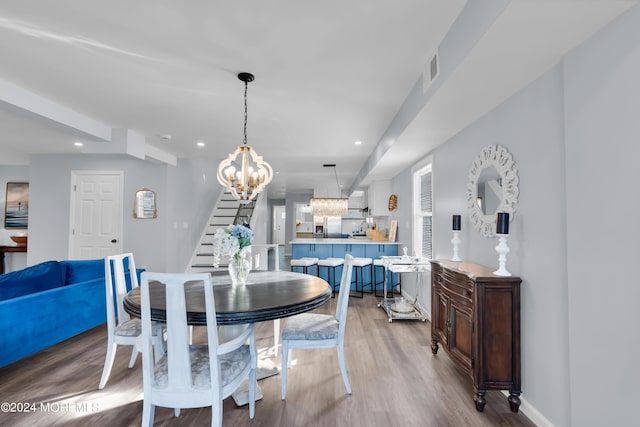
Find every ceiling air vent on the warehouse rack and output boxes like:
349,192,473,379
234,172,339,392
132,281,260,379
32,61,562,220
422,49,439,92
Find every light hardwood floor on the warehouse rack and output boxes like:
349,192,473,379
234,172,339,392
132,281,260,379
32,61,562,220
0,293,535,427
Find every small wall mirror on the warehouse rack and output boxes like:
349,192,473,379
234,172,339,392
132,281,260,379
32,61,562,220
466,145,519,237
133,188,157,219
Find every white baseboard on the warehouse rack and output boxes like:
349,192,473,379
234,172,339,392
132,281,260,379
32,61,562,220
405,288,551,426
501,391,555,427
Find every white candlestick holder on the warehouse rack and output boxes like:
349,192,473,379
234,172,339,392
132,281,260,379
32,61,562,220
493,234,511,277
451,231,462,262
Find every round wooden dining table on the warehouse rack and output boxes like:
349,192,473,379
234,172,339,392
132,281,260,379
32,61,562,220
123,270,332,325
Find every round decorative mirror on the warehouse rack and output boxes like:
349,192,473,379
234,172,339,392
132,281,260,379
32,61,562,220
466,144,519,237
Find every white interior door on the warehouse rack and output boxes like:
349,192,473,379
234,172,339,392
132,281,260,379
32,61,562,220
69,171,124,259
273,205,286,245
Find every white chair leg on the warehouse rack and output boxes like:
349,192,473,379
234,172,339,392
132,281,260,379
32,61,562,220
212,405,222,427
249,366,256,419
337,344,352,394
98,341,117,389
174,408,180,417
128,346,139,368
281,340,288,400
142,401,154,426
273,319,280,356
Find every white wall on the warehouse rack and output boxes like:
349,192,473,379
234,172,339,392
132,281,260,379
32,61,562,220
390,165,432,312
284,192,313,255
563,5,640,426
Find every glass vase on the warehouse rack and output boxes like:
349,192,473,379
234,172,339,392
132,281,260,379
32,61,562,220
228,247,251,285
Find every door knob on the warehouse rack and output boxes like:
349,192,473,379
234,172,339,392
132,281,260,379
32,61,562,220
111,239,117,243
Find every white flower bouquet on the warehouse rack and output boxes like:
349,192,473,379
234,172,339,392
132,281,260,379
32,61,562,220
212,224,253,268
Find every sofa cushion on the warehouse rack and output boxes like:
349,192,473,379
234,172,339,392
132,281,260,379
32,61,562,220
0,261,65,301
60,259,105,285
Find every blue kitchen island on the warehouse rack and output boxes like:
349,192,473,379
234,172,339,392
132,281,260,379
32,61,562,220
290,238,403,293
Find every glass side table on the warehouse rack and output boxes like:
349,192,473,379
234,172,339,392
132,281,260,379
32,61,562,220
377,256,429,322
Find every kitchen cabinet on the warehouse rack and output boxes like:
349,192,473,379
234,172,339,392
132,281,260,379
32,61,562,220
291,240,398,260
430,260,522,413
368,180,391,217
348,192,366,209
291,243,332,259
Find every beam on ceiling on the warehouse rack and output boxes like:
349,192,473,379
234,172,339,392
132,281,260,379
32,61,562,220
348,0,511,193
0,77,112,141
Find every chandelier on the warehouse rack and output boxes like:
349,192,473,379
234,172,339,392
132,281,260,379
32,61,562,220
310,198,348,217
310,164,348,216
217,72,273,204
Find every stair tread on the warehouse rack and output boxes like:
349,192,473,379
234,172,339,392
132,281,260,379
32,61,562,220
188,192,258,273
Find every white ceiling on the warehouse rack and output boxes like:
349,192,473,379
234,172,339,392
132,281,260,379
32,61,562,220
0,0,636,198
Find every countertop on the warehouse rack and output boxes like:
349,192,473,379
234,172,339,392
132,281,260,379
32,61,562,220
290,238,402,245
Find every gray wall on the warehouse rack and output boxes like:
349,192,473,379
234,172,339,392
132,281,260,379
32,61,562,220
564,5,640,426
390,5,640,426
165,158,221,272
26,154,219,272
428,65,569,426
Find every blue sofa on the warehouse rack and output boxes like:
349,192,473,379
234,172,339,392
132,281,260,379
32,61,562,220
0,259,107,368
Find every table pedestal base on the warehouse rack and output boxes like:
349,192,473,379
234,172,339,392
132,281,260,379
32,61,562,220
232,358,280,406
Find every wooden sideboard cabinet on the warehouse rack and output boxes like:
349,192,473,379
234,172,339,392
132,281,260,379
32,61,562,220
430,260,522,412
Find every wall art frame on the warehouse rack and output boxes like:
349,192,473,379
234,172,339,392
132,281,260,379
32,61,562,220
4,182,29,229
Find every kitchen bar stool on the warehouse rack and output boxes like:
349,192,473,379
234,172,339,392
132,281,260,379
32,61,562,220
317,257,344,297
290,257,319,275
351,257,373,298
373,259,401,298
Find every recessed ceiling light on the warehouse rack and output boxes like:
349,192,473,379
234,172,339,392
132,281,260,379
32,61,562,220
74,141,83,147
196,141,205,147
354,140,362,145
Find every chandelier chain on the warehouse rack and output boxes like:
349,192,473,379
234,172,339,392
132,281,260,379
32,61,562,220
243,80,248,145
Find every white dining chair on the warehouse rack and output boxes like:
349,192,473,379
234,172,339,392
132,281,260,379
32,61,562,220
281,254,355,399
99,253,163,389
140,272,257,427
